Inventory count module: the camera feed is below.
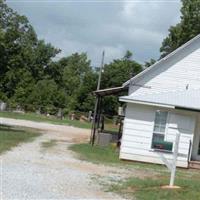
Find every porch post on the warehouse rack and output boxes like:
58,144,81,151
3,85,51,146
90,95,100,145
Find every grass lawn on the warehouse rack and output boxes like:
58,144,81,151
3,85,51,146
70,143,200,200
0,111,91,129
69,143,164,170
0,125,41,154
109,174,200,200
69,143,121,164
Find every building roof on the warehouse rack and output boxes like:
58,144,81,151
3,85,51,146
120,88,200,111
123,34,200,87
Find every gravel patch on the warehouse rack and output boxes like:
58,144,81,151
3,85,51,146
0,118,124,199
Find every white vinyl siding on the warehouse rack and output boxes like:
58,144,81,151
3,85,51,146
120,103,196,168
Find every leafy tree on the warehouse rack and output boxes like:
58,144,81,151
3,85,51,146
62,53,91,96
100,51,142,115
160,0,200,57
0,1,144,117
101,50,142,89
30,79,61,114
75,70,98,111
11,69,34,106
52,53,97,112
144,58,156,68
0,0,60,111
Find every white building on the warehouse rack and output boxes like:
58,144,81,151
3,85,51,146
119,34,200,168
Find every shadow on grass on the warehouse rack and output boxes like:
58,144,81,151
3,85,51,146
0,125,41,154
41,139,57,149
0,124,25,133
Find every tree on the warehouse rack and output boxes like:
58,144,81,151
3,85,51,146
52,53,97,112
30,79,63,114
0,1,144,116
75,70,97,112
0,0,60,110
62,53,91,96
144,58,156,68
101,50,142,89
160,0,200,57
100,51,142,115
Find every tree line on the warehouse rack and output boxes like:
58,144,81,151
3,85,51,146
0,0,199,116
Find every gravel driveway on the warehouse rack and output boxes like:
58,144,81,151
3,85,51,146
0,118,124,200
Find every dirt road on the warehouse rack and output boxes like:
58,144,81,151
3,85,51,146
0,118,124,199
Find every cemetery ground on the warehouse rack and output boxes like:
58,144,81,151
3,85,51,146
0,117,199,199
0,111,119,131
0,111,92,129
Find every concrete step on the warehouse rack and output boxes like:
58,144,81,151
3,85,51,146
189,161,200,169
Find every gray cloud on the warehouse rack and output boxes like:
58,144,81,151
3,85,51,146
7,0,181,66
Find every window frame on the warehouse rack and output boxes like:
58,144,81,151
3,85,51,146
151,110,173,152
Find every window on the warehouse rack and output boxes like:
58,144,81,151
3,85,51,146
151,111,173,151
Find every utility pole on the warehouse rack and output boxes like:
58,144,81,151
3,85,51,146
97,51,105,91
90,51,105,145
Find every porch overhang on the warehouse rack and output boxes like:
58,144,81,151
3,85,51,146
94,86,128,97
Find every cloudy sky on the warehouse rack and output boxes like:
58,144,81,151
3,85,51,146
7,0,181,66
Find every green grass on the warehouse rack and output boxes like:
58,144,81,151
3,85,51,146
0,111,92,129
70,143,200,200
69,143,121,164
109,175,200,200
0,125,41,154
69,143,165,170
41,139,57,149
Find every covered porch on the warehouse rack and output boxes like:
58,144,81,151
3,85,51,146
90,86,128,146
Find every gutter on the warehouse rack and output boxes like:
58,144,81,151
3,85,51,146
120,97,200,112
119,97,175,109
